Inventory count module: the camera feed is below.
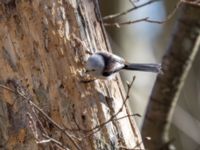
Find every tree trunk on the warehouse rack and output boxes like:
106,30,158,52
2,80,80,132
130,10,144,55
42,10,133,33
0,0,143,149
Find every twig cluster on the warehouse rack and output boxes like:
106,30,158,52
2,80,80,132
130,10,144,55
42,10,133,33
0,81,80,150
77,76,138,137
103,0,183,28
0,77,141,150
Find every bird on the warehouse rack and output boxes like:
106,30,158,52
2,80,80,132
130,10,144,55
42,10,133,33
85,52,161,79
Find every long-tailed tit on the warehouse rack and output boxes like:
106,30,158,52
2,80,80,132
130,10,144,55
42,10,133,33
85,52,161,79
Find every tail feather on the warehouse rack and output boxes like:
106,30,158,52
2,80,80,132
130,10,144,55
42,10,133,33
124,63,161,73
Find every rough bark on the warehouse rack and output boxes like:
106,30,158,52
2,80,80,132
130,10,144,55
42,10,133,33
0,0,143,149
142,1,200,150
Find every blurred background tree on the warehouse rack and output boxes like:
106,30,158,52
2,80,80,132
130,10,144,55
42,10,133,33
100,0,200,149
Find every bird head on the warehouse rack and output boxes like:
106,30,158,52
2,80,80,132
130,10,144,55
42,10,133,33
85,53,105,77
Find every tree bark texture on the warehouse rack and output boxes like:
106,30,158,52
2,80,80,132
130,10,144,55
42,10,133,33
142,1,200,150
0,0,143,149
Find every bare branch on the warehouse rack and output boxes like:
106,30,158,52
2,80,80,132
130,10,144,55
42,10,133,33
129,0,137,7
104,0,183,28
182,0,200,5
103,0,162,20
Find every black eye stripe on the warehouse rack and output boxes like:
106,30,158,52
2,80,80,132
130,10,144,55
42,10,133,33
102,72,111,76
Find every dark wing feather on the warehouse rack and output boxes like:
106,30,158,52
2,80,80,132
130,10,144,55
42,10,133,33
97,52,125,76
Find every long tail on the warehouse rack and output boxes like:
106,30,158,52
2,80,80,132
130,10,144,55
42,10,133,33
123,63,162,73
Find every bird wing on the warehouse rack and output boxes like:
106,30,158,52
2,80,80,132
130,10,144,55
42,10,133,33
97,52,125,76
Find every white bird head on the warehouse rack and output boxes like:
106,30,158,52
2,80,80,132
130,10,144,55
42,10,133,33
86,53,105,77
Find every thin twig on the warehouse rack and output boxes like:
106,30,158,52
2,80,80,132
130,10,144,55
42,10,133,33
27,113,39,139
29,101,81,150
118,140,144,150
104,0,182,28
103,0,161,20
42,134,70,150
0,84,81,150
182,0,200,5
82,76,136,137
129,0,137,7
104,17,164,27
27,113,62,149
113,113,141,121
0,84,15,92
118,134,152,150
